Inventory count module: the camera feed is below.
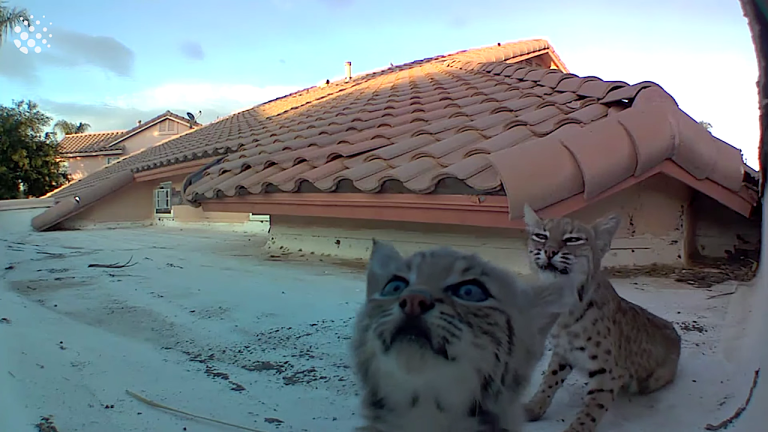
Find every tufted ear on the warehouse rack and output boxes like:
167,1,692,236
522,203,542,231
591,213,621,258
366,239,403,294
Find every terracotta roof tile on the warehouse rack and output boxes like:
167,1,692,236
35,38,754,231
56,111,201,156
57,130,127,154
178,52,750,219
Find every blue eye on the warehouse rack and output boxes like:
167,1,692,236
381,277,409,297
450,280,491,302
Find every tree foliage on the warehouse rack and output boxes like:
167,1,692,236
0,1,29,46
54,119,91,136
0,100,68,200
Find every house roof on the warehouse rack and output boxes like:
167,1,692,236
31,38,757,232
57,130,127,155
180,58,756,221
106,110,202,149
56,111,201,156
33,39,565,231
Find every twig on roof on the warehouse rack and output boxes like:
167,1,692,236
125,390,266,432
704,368,760,431
88,256,137,269
707,289,738,300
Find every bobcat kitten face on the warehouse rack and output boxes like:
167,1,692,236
523,204,620,286
357,241,517,377
351,240,581,432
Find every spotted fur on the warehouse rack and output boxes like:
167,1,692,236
521,204,682,432
350,240,587,432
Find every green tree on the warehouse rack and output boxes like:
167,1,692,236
0,100,68,200
699,120,713,131
53,119,91,137
0,1,29,46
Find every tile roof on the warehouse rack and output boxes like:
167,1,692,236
31,37,755,231
33,39,563,231
57,130,127,155
107,110,202,148
56,111,201,156
180,59,752,221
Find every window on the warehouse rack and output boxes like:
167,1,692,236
106,157,121,166
154,189,172,215
154,182,173,216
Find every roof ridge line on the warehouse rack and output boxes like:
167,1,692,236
62,129,127,136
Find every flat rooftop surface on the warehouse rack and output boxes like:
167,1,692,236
0,209,758,431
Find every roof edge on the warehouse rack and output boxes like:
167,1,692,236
61,149,125,157
107,111,201,149
31,170,135,231
195,164,754,230
62,129,126,137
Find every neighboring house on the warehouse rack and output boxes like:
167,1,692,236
57,111,201,181
31,39,760,271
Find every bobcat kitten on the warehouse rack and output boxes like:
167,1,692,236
350,240,586,432
521,204,682,432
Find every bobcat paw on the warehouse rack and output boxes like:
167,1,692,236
523,402,545,422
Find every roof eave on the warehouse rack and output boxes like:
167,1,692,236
60,150,125,157
193,161,754,230
546,48,570,73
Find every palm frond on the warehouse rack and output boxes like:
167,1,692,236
0,2,30,45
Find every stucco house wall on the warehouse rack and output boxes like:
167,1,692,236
264,175,732,272
97,174,268,232
121,119,190,156
163,174,257,220
690,192,761,259
61,119,195,181
52,172,264,231
59,181,156,229
63,156,110,182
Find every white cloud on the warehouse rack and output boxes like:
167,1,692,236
102,83,303,118
39,82,304,131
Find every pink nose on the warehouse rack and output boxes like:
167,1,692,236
399,292,435,316
544,249,558,259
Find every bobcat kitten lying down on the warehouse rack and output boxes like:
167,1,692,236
350,239,588,432
521,204,682,432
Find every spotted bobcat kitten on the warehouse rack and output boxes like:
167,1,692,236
350,240,586,432
521,204,682,432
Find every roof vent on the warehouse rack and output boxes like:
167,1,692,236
345,61,352,82
137,120,142,126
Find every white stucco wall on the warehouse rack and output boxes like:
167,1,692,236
266,175,696,270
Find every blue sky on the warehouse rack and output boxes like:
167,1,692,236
0,0,760,167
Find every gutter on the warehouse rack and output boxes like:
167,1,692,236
195,161,755,229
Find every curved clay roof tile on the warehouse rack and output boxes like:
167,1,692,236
706,138,746,192
489,135,585,219
559,117,638,199
614,107,676,176
671,112,720,181
600,81,659,104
